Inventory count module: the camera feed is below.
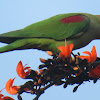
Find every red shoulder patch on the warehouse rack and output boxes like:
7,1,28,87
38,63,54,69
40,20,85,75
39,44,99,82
60,15,85,24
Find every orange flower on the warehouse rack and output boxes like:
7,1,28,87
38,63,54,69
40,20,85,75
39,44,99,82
5,78,20,95
89,64,100,78
16,61,31,79
58,40,74,60
78,46,97,63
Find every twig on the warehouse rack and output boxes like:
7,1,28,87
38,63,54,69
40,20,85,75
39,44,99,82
33,82,54,100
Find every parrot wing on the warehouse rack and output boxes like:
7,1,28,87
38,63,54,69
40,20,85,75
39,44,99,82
0,13,90,43
0,13,90,53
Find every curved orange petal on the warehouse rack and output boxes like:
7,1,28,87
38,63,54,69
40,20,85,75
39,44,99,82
3,96,14,100
91,46,97,62
79,46,97,63
64,39,67,49
91,46,96,54
5,79,12,94
58,46,68,58
10,86,19,95
82,51,91,56
5,78,19,95
78,55,89,59
78,55,91,62
68,43,74,53
16,61,23,78
0,88,5,99
68,43,74,56
82,50,92,62
58,46,66,53
65,40,73,58
16,61,31,79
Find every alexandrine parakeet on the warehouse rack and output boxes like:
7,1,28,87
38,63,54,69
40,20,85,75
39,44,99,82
0,13,100,53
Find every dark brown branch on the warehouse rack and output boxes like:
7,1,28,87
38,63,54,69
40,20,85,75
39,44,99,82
33,82,54,100
17,52,100,100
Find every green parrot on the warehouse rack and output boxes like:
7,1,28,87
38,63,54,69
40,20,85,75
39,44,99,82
0,13,100,53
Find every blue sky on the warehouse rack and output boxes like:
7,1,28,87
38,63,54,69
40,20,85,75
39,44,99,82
0,0,100,100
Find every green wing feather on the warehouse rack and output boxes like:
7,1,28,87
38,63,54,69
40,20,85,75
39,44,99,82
0,13,90,41
0,13,90,53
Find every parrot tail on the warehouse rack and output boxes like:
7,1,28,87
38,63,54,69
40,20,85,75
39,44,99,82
0,38,59,53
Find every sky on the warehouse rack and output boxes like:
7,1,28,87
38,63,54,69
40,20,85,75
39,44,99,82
0,0,100,100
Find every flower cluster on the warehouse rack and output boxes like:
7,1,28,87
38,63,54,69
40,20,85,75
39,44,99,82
1,40,100,100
